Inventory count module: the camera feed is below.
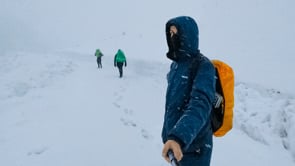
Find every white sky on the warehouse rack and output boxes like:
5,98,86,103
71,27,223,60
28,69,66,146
1,0,294,94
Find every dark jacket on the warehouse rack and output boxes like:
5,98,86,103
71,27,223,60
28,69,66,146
161,16,216,152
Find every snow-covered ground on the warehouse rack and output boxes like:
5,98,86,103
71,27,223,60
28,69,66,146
0,50,294,166
1,0,295,165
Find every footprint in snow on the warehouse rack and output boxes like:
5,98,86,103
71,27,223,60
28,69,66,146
113,102,121,108
123,108,133,115
141,129,152,140
27,146,48,156
120,118,137,127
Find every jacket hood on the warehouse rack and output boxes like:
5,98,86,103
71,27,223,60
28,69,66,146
166,16,200,59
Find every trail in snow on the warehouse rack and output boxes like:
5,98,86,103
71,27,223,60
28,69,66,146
0,50,166,165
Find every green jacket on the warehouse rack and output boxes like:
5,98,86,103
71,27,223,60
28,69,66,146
95,49,103,58
114,49,126,62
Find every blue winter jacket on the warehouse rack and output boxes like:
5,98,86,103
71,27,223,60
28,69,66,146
162,16,216,152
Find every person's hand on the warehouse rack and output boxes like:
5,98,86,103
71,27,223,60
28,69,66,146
162,140,183,163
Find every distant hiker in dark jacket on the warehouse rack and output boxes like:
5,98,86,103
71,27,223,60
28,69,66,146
95,49,103,68
114,49,127,78
161,16,216,166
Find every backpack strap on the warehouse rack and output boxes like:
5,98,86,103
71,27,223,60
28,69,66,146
189,53,204,85
211,69,224,132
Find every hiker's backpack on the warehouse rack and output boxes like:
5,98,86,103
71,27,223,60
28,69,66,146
115,50,126,62
211,59,234,137
190,56,234,137
95,49,103,57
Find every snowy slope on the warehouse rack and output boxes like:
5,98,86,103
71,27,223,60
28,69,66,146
1,0,295,165
0,50,294,166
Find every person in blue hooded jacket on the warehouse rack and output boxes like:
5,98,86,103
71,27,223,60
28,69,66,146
161,16,216,166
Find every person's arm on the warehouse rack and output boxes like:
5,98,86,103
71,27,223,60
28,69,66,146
124,60,127,67
114,55,117,67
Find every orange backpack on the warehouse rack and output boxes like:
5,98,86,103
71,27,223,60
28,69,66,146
211,60,234,137
190,57,234,137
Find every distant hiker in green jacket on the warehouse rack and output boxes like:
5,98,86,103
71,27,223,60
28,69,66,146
95,49,103,68
114,49,127,78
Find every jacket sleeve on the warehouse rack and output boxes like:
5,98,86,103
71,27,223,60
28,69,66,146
168,60,216,150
